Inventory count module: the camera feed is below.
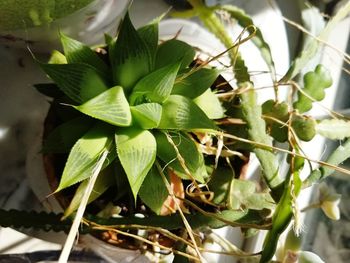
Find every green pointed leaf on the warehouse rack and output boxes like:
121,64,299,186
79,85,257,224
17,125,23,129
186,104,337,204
193,89,225,119
115,128,157,200
75,86,132,127
155,39,195,70
130,103,162,129
172,68,220,99
43,117,93,153
63,165,115,218
317,119,350,140
158,95,217,131
60,33,109,79
154,131,206,182
137,20,159,70
48,50,67,64
39,62,108,104
113,12,151,92
294,65,332,113
56,123,114,192
130,62,180,104
139,166,168,215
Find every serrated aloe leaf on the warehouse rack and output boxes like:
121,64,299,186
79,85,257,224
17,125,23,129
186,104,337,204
139,166,168,215
172,68,220,99
158,95,217,131
39,63,108,104
130,103,162,129
115,128,157,200
43,117,93,153
130,62,180,104
33,83,65,98
154,131,206,183
60,33,109,80
137,20,159,70
294,65,332,113
75,86,132,127
155,39,195,70
113,12,151,92
193,89,225,119
316,119,350,140
56,123,114,192
220,5,276,77
63,165,115,218
48,50,67,64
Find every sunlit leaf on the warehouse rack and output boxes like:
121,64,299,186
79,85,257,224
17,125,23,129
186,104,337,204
193,89,225,119
56,123,114,192
75,86,132,127
113,12,151,92
172,68,220,99
130,62,180,104
42,116,93,153
316,119,350,140
294,65,332,113
155,39,195,70
115,128,157,200
158,95,217,131
39,62,108,104
60,33,109,80
139,166,168,215
130,103,162,129
154,131,206,183
48,50,67,64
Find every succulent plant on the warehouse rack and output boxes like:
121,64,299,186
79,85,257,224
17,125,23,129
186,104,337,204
1,1,350,263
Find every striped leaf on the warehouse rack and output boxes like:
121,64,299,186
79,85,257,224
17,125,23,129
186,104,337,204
158,95,217,131
115,128,157,200
130,62,180,104
56,123,114,192
130,103,162,129
39,62,108,104
75,86,132,127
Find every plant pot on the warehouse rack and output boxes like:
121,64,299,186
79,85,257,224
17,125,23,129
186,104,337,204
0,0,130,52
